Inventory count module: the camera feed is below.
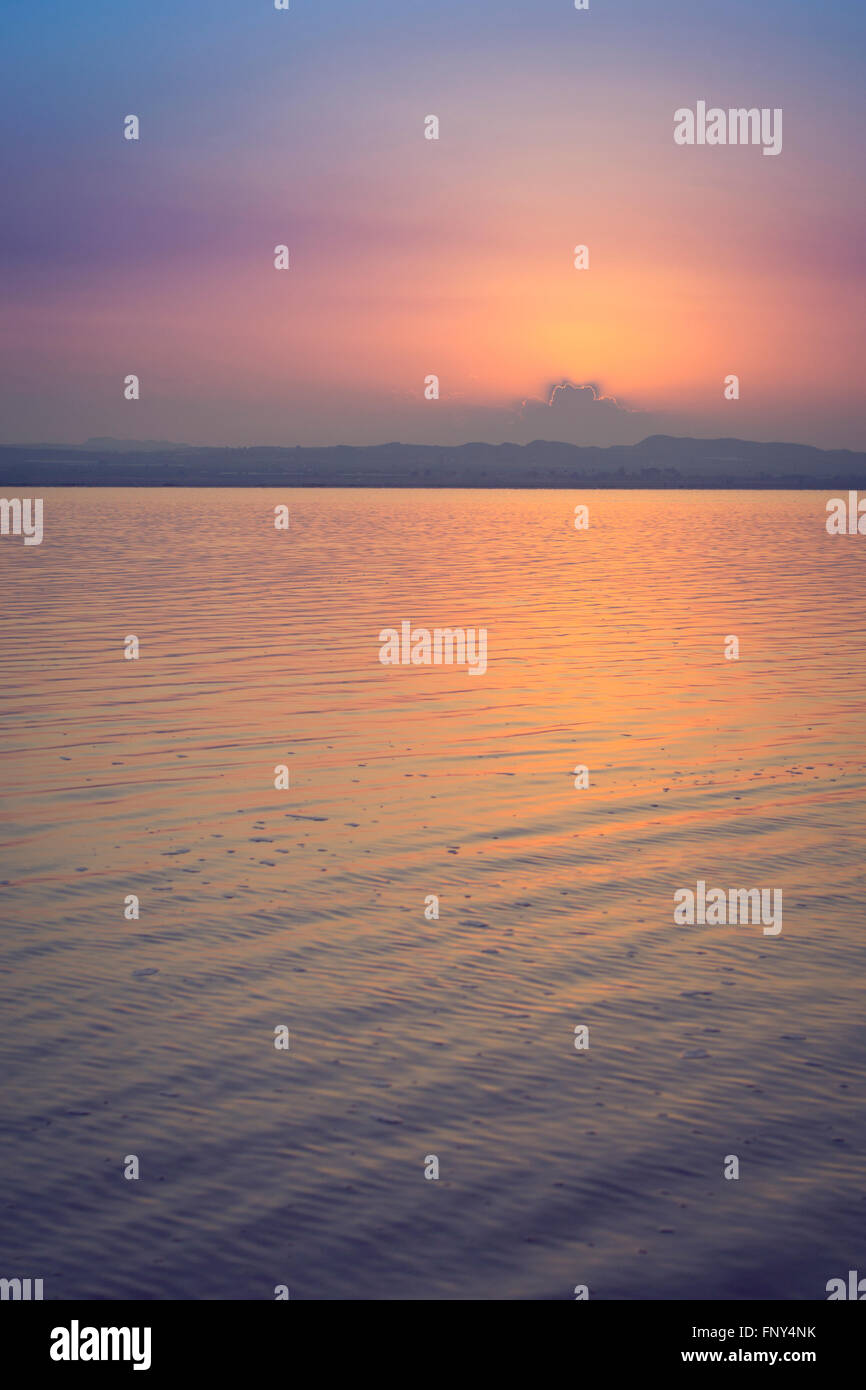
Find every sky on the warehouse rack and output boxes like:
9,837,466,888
1,0,864,449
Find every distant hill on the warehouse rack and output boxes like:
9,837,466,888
79,437,196,453
0,436,863,488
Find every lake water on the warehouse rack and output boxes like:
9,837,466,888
1,487,864,1299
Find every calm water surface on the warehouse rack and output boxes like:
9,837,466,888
1,488,864,1299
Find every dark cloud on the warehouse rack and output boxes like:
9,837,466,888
513,381,653,446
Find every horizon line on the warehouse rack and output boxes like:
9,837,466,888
1,434,862,456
